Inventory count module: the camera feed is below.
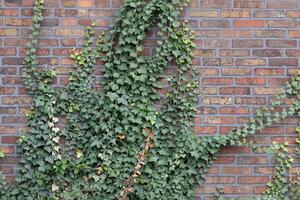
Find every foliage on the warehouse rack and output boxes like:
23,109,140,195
0,0,300,199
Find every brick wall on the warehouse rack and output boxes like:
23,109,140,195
0,0,299,199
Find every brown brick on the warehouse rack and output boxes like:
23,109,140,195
220,87,250,95
194,126,217,135
194,29,221,38
234,20,265,28
235,58,266,66
203,39,230,48
222,167,252,175
189,10,218,18
214,156,236,164
219,106,250,115
269,58,298,66
254,30,285,38
286,49,300,57
0,28,18,36
200,0,232,8
288,31,300,38
238,176,269,184
255,68,284,76
220,49,250,57
205,176,236,184
253,49,283,57
267,0,298,9
233,39,263,48
253,10,284,18
203,58,233,66
223,186,252,194
222,30,252,38
2,96,32,105
266,40,297,48
0,8,19,16
200,20,230,28
239,156,269,165
0,47,16,56
194,49,216,57
234,0,264,8
236,77,266,85
0,107,16,114
286,11,300,18
203,77,233,85
221,68,252,76
0,87,15,95
56,29,84,37
221,10,251,18
61,0,76,7
78,0,93,7
253,87,282,95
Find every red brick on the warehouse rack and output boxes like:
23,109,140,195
0,166,14,174
1,136,19,144
236,77,266,85
203,58,233,66
234,20,265,28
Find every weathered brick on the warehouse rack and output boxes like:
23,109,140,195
78,0,93,7
253,10,284,18
254,68,284,76
189,10,218,18
235,58,266,66
0,28,18,36
2,96,32,105
222,167,252,175
220,49,250,57
221,68,252,76
239,156,269,165
234,0,265,8
267,20,298,28
269,58,298,66
221,10,251,18
202,97,233,105
203,77,233,85
254,30,285,38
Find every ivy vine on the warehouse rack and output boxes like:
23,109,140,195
1,0,300,199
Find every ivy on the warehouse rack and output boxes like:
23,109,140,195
0,0,300,199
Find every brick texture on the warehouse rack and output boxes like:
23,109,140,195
0,0,299,199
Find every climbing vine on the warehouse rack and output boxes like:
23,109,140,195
1,0,300,199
